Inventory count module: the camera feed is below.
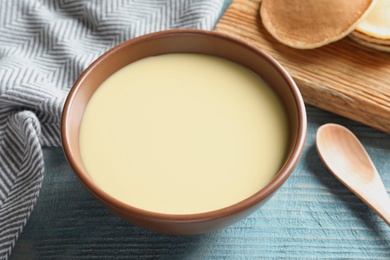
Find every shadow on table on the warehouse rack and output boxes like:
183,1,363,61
10,147,209,259
305,143,390,256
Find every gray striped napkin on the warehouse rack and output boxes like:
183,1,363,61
0,1,223,258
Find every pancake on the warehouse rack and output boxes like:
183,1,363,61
349,32,390,52
351,30,390,46
355,0,390,40
260,0,377,49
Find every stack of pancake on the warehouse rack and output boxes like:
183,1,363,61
260,0,390,51
351,0,390,52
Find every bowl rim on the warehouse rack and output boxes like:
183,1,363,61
61,28,307,222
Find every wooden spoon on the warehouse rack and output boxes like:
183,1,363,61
316,123,390,225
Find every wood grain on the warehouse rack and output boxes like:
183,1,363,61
214,0,390,134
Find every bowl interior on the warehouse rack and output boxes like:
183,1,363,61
62,29,306,219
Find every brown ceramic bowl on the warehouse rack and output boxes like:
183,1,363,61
62,29,307,235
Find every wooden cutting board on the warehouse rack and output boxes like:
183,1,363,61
214,0,390,134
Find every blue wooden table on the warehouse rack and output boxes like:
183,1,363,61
10,1,390,259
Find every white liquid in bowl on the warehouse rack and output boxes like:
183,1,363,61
79,53,289,214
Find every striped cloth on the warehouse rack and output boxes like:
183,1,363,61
0,1,223,258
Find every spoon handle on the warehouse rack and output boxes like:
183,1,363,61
355,174,390,226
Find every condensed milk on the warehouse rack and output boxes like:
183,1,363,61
79,53,289,214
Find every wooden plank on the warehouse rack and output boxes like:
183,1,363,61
214,0,390,134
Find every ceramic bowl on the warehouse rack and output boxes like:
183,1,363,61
61,29,307,235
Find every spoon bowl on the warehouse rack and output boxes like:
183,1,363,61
316,123,390,225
